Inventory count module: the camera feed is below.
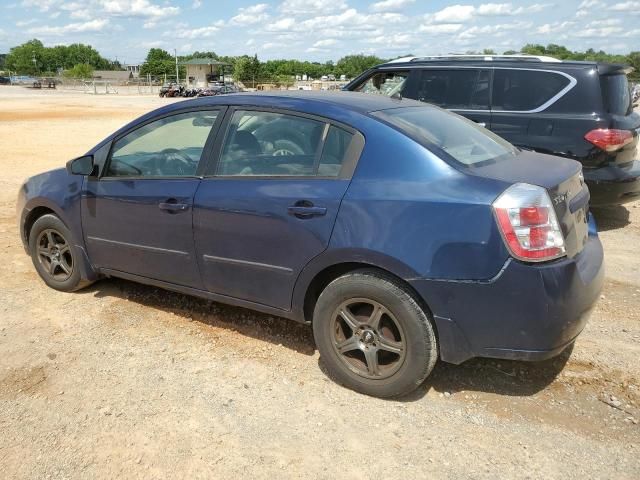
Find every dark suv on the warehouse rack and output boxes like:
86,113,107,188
345,54,640,206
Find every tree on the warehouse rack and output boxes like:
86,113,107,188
335,54,386,79
234,54,261,86
63,63,94,79
139,48,184,78
5,39,115,74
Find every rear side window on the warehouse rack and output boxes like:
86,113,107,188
601,74,631,115
372,106,518,167
492,69,571,111
413,69,490,109
216,111,355,177
354,71,408,97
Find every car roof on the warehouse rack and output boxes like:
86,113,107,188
157,91,426,116
374,58,630,74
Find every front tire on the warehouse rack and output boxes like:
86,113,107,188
313,269,438,398
28,214,87,292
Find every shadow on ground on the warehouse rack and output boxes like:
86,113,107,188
592,205,630,231
80,277,316,356
80,277,572,401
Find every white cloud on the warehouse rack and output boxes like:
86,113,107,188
419,23,463,34
70,9,92,20
370,0,414,13
279,0,347,15
611,1,640,10
27,18,109,35
100,0,180,19
192,0,201,8
429,5,475,23
265,17,296,31
16,19,37,27
168,24,220,39
230,3,269,26
21,0,60,12
312,38,338,47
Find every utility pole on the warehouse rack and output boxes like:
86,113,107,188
175,49,179,84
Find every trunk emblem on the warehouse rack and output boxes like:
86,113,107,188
553,193,568,205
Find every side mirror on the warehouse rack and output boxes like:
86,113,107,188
66,155,96,175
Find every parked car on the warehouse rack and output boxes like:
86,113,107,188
345,54,640,206
0,76,10,85
17,92,604,397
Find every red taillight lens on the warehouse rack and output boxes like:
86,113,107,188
493,184,566,262
584,128,633,152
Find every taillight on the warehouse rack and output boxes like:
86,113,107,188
584,128,633,152
493,183,565,262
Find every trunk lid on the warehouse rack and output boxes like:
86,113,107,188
469,150,589,258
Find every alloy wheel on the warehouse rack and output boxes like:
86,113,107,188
36,228,73,282
330,298,407,380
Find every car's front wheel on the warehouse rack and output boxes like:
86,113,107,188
29,214,87,292
313,269,438,398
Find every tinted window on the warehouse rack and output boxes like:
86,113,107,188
107,111,218,177
354,71,408,97
372,106,517,167
601,74,631,115
413,69,489,109
492,69,570,111
318,126,354,177
218,111,355,177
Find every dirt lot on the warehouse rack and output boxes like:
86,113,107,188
0,86,638,479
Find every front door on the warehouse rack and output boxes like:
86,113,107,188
193,108,363,310
82,109,223,288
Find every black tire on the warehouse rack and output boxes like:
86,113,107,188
28,214,89,292
313,269,438,398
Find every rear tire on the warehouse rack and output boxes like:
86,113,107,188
313,269,437,398
28,214,89,292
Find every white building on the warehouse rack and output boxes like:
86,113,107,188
180,58,231,87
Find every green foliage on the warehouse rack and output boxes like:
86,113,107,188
335,54,386,78
139,48,187,78
234,54,262,85
63,63,94,79
5,39,116,75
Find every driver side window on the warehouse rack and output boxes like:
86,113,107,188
106,110,219,177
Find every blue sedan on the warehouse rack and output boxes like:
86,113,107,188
17,92,604,397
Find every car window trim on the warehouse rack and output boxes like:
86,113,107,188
203,105,364,180
377,65,577,114
99,106,227,181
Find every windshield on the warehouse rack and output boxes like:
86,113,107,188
601,74,631,115
372,106,518,167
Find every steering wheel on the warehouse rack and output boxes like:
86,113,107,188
271,139,305,156
159,148,195,175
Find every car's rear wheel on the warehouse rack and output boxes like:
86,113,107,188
29,214,86,292
313,269,437,398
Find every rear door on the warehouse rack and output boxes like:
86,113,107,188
490,68,574,147
404,68,492,128
193,108,364,310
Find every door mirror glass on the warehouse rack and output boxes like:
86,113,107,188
67,155,95,175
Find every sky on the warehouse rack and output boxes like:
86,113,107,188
0,0,638,64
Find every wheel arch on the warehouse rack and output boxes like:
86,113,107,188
292,249,435,327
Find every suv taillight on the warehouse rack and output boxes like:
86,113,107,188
584,128,633,152
492,183,566,262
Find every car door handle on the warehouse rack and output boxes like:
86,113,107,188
159,200,190,213
287,205,327,219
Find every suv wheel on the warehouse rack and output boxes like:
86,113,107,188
29,214,87,292
313,269,437,398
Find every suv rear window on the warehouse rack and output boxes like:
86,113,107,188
492,69,571,111
600,74,631,115
413,69,490,109
373,106,517,167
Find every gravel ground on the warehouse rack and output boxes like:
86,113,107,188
0,87,638,479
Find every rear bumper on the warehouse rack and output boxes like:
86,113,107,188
409,229,604,365
584,160,640,206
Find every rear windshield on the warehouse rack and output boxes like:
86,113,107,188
372,106,518,167
601,74,631,115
